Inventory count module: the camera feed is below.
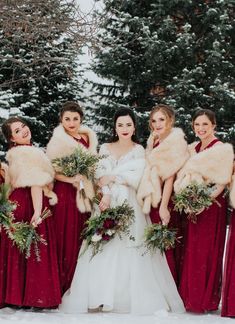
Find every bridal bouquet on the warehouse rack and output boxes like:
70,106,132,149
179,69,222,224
81,201,135,259
8,208,52,261
51,147,102,180
173,181,215,223
143,223,178,255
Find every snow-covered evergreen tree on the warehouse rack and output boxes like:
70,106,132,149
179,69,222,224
91,0,235,144
0,0,84,150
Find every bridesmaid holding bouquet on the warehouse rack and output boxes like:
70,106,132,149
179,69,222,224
46,101,97,295
0,117,61,309
137,104,189,284
175,109,233,313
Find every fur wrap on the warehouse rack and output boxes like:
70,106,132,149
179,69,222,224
0,162,10,184
46,124,98,159
6,145,57,205
96,144,146,206
46,124,98,213
229,174,235,209
137,128,189,213
174,142,234,193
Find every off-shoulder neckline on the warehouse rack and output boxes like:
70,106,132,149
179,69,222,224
101,143,141,161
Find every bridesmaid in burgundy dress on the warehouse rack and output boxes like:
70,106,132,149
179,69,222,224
221,163,235,317
0,117,61,309
175,109,234,313
137,104,189,285
46,101,97,296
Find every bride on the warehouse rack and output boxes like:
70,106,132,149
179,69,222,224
60,108,185,315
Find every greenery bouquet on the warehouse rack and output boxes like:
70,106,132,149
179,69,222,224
173,181,215,223
8,208,52,261
51,146,102,180
143,223,178,255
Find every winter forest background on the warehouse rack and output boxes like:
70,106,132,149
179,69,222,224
0,0,234,156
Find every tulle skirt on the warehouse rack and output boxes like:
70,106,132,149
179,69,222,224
60,190,185,315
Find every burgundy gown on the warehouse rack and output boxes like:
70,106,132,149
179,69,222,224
0,184,61,308
52,137,90,295
221,209,235,317
149,141,183,285
179,139,227,313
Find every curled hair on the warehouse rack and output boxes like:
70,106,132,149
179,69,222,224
60,101,84,121
109,107,139,143
1,116,28,145
149,104,175,131
192,109,216,126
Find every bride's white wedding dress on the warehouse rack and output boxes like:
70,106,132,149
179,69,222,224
60,144,185,315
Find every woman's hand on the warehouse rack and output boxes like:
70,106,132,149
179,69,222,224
99,194,111,211
98,175,115,187
71,174,83,184
159,206,171,226
195,207,205,215
30,211,42,228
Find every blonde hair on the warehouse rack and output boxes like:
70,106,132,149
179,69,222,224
149,104,175,131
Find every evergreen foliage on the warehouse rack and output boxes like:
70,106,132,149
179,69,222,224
91,0,235,145
0,0,84,151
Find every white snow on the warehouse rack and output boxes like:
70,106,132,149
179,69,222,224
0,307,233,324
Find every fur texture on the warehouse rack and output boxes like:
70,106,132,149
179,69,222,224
6,146,57,205
46,124,98,159
230,174,235,209
96,144,146,206
0,162,10,184
137,128,189,213
174,142,234,193
46,124,98,213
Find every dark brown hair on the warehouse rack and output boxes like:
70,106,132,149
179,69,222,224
60,101,84,120
1,116,28,144
192,109,216,126
109,107,139,143
149,104,175,131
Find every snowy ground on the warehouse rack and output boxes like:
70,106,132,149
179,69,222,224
0,307,234,324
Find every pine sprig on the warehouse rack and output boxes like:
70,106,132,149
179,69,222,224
81,201,135,259
51,147,103,180
8,208,51,261
143,223,178,255
173,181,215,223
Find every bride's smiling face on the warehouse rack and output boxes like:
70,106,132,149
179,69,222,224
115,115,135,141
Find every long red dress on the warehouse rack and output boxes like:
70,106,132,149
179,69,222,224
0,188,61,308
52,137,90,295
179,139,227,313
149,141,183,285
221,209,235,317
150,203,184,286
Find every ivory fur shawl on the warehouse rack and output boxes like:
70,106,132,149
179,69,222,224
6,145,57,205
174,141,234,193
229,174,235,208
137,128,189,213
0,162,10,184
96,144,146,206
46,124,98,213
